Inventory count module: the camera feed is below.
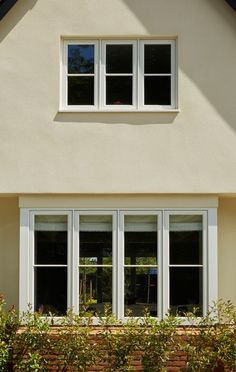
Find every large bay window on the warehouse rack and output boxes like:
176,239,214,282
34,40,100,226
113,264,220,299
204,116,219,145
20,208,217,319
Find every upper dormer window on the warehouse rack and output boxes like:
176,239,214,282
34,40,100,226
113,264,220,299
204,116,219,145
60,39,177,112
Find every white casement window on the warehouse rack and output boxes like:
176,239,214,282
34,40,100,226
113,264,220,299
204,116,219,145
20,209,217,319
60,39,177,112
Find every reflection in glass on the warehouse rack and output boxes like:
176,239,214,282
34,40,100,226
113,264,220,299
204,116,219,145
170,267,203,316
35,267,67,315
79,215,112,265
106,45,133,73
106,76,132,105
79,267,112,316
68,45,94,74
144,45,171,74
170,215,203,265
124,215,157,265
144,76,171,105
125,267,157,316
68,76,94,105
35,215,67,265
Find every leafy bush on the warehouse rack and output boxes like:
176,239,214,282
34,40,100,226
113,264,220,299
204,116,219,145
1,294,236,372
54,311,99,371
98,313,140,371
138,314,179,372
13,310,52,371
184,300,236,371
0,295,19,371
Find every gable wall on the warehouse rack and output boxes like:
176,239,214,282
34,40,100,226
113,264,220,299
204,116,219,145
0,0,236,194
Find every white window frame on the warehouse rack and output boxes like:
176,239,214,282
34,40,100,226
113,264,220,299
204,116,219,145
163,210,208,318
60,39,178,112
61,40,99,112
119,210,162,319
20,208,217,320
138,40,176,111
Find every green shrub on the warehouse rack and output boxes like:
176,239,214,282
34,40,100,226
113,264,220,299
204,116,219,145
54,311,99,371
138,314,179,372
13,310,52,371
2,294,236,372
98,313,140,372
184,301,236,371
0,295,19,371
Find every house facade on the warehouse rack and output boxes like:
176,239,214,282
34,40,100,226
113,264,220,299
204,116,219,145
0,0,236,319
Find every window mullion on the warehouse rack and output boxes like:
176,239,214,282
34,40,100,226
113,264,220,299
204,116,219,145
117,211,124,319
163,211,169,317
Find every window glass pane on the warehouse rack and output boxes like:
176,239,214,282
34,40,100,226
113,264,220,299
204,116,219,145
35,215,67,265
68,45,94,74
170,267,203,316
125,267,157,317
35,267,67,315
106,76,132,105
79,267,112,316
144,44,171,74
79,215,112,265
124,215,157,265
68,76,94,105
106,44,133,73
170,215,203,265
144,76,171,105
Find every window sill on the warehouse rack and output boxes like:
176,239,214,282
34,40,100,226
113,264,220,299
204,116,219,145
58,108,180,114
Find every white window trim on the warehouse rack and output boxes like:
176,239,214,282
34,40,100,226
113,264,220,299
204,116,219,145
19,208,217,320
119,210,163,319
163,210,208,318
60,38,178,113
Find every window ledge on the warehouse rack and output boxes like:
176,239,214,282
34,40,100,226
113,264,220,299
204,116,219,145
58,108,180,114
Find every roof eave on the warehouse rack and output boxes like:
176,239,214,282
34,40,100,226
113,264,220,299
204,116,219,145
0,0,17,21
225,0,236,11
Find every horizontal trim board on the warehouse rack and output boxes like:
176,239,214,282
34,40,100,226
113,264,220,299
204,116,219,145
19,195,219,209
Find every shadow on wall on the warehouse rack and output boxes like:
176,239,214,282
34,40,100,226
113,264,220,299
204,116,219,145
0,0,38,43
121,0,236,131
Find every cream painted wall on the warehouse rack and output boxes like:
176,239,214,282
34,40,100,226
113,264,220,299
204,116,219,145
0,0,235,193
218,198,236,305
0,198,19,307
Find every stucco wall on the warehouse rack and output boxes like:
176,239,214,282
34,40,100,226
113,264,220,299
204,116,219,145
218,198,236,304
0,197,19,306
0,0,235,193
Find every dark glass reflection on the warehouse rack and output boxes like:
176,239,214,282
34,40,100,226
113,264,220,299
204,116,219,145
68,76,94,105
34,215,67,265
68,45,94,74
125,267,157,317
35,231,67,265
125,232,157,265
106,76,132,105
170,215,203,265
106,44,133,73
144,45,171,74
79,267,112,316
144,76,171,105
80,232,112,265
35,267,67,315
124,215,157,265
170,231,202,265
79,215,112,265
170,268,203,316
